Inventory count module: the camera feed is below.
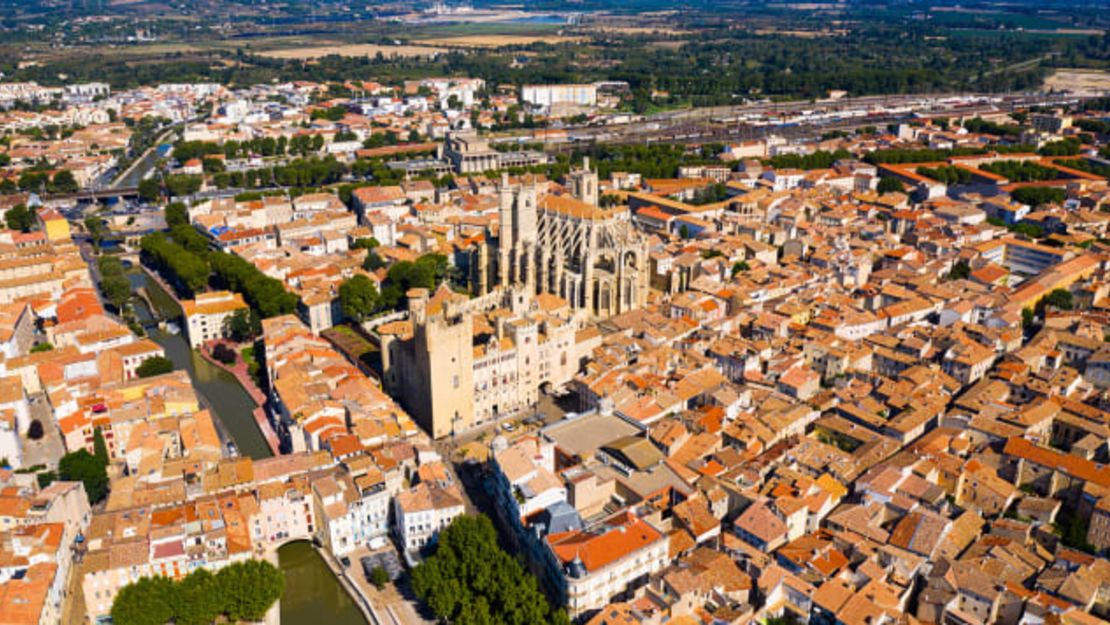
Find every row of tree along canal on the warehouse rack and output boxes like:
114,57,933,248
127,271,272,459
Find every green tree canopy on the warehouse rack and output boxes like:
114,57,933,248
111,575,176,625
223,308,260,343
111,560,282,625
165,202,189,228
138,178,161,203
412,515,568,625
98,256,131,311
946,260,971,281
877,177,905,194
51,170,79,193
339,274,380,322
1011,186,1065,207
5,204,34,232
58,449,108,504
165,174,202,198
172,569,224,625
137,356,174,378
1040,288,1074,312
217,559,284,622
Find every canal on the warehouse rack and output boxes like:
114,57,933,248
128,271,273,459
277,542,366,625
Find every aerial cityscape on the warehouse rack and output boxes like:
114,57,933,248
1,1,1110,624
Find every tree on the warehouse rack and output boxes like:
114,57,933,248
4,204,34,232
85,215,107,248
58,450,108,504
412,515,567,625
1011,186,1065,207
212,343,237,365
351,237,380,251
164,174,202,198
138,178,160,203
140,233,210,297
100,273,131,312
363,250,386,271
765,613,801,625
1021,307,1035,329
369,566,390,590
137,356,174,378
1041,288,1074,312
165,202,189,228
111,575,176,625
340,275,380,322
93,427,109,467
217,559,284,622
172,569,224,625
111,560,282,625
1037,138,1080,156
224,308,260,343
877,177,905,194
30,342,53,353
51,170,79,193
731,261,750,276
208,252,299,318
946,260,971,281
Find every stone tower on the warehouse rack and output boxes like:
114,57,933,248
568,157,599,207
407,286,475,438
497,173,538,292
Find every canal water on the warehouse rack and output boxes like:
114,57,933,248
128,272,272,459
277,542,366,625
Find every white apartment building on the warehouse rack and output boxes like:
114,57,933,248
522,84,598,109
182,291,249,348
313,474,391,557
544,512,670,618
392,482,465,554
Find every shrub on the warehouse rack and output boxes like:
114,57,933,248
212,343,237,365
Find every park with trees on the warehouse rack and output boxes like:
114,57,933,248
412,514,570,625
111,560,283,625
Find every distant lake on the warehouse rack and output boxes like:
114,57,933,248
510,14,568,24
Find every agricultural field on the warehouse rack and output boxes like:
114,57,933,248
258,43,449,60
1044,69,1110,94
412,34,583,48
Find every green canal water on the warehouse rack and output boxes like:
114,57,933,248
128,272,272,459
277,542,366,625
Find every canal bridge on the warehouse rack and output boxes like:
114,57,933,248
44,186,140,202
